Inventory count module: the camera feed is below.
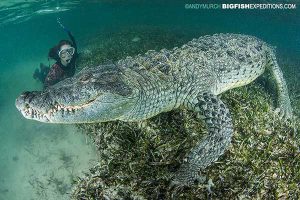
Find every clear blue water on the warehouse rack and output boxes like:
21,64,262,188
0,1,299,199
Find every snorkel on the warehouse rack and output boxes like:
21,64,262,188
56,18,75,66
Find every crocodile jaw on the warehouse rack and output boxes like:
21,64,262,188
15,91,135,123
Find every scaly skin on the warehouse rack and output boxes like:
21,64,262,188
15,33,293,186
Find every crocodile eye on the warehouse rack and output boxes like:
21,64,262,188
79,74,93,83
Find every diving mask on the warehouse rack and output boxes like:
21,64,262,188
58,46,75,59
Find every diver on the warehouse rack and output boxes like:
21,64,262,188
33,18,78,89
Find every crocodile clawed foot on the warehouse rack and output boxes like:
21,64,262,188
275,106,297,135
274,105,293,122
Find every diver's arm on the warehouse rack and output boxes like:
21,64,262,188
44,64,63,89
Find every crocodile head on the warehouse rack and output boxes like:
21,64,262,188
15,64,137,123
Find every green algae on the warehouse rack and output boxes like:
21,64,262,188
71,27,300,199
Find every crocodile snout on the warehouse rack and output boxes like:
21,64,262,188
15,91,41,111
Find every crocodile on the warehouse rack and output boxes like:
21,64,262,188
15,33,293,186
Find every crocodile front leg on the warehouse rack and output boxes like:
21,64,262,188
172,92,233,186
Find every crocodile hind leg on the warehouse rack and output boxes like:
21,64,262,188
171,92,233,186
268,51,293,119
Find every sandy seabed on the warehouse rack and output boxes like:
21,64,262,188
0,59,98,200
